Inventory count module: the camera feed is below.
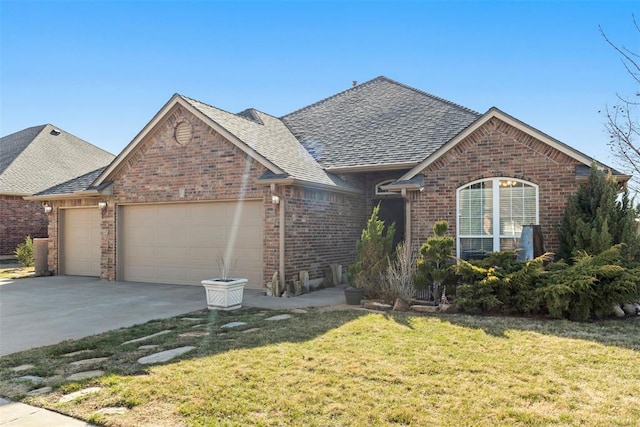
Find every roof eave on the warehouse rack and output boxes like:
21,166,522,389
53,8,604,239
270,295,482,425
256,177,362,195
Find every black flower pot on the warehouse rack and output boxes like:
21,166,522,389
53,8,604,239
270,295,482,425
344,287,365,305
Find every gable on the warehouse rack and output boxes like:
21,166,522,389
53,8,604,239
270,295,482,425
109,104,270,200
398,108,628,184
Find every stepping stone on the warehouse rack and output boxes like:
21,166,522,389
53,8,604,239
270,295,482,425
179,331,210,338
191,324,207,329
9,364,35,372
290,308,308,314
181,317,202,321
59,387,101,403
61,350,93,358
411,305,438,313
27,386,52,396
363,302,392,311
94,407,127,415
14,375,43,384
121,330,171,345
0,398,11,405
69,357,109,367
66,370,105,381
265,314,292,321
220,321,247,329
138,345,159,350
241,328,262,334
137,346,196,365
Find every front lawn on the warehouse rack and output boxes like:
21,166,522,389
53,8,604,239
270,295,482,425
1,308,638,426
0,264,34,279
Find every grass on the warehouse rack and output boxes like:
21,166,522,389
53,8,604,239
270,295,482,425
1,307,639,426
0,262,34,279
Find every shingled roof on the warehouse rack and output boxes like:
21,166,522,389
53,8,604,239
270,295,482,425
34,166,108,197
179,96,354,190
281,76,481,170
0,124,114,195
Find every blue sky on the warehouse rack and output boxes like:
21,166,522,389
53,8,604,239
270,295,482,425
1,1,638,171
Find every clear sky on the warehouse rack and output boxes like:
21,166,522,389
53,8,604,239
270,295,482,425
1,1,638,172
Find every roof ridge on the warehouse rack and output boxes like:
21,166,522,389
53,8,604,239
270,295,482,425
379,76,481,116
281,75,481,118
179,94,266,126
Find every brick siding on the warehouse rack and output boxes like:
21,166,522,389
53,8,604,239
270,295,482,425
0,196,48,255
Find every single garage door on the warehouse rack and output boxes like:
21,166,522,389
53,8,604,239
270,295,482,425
61,208,101,276
119,201,263,288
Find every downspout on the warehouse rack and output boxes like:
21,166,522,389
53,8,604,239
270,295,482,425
401,188,411,249
270,184,285,287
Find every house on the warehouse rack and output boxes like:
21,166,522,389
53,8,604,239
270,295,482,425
0,125,114,255
27,76,629,288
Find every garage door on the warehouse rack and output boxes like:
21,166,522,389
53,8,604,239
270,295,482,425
119,201,263,288
61,208,101,276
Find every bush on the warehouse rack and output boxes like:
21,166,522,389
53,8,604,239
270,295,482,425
415,220,455,303
454,251,550,315
380,242,417,304
538,245,640,321
15,235,34,267
348,203,396,298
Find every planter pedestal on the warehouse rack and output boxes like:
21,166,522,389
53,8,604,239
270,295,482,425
201,278,247,310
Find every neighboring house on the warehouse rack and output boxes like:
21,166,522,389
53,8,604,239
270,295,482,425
28,76,629,288
0,125,114,255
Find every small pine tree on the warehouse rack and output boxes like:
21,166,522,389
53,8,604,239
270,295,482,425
558,163,639,260
15,235,34,267
415,221,454,303
348,203,396,298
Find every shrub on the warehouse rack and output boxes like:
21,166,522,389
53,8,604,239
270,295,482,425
454,251,550,315
348,203,396,298
380,242,417,304
538,245,640,321
415,220,455,303
15,235,34,267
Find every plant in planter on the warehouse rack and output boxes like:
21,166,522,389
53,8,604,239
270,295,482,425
346,204,396,304
201,255,247,311
415,220,455,305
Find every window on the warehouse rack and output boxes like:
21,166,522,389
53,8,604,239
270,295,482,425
456,178,538,260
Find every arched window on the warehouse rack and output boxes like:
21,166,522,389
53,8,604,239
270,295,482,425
456,178,538,260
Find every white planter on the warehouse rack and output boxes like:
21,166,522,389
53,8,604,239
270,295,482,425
201,278,247,311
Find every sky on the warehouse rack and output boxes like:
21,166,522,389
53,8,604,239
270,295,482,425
1,1,639,173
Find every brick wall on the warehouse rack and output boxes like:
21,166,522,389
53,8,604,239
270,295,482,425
279,187,366,283
409,117,581,255
0,196,48,255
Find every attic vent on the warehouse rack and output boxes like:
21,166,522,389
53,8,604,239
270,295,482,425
50,129,61,136
174,121,193,146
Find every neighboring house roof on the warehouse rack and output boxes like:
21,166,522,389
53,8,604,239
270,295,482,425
0,124,115,196
281,76,481,171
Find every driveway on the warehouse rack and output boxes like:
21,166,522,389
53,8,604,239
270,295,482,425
0,276,206,357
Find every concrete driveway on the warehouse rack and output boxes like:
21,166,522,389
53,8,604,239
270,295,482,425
0,276,206,357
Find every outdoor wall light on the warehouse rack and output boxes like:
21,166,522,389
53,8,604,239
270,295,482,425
271,194,280,205
43,205,52,214
98,201,107,210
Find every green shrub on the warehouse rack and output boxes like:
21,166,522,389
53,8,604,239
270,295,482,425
415,221,456,303
15,235,34,267
538,245,640,321
348,203,396,298
454,251,550,315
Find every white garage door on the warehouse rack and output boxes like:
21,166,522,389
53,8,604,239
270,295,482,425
119,201,263,288
61,208,101,276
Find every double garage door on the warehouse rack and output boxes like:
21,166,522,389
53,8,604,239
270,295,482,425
60,201,263,289
119,201,263,289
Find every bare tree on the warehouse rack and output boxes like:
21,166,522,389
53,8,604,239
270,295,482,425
599,15,640,191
